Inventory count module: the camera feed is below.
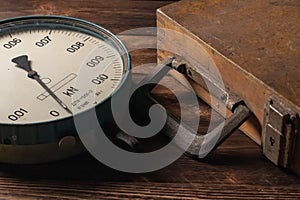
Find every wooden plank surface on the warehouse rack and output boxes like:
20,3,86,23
0,0,300,199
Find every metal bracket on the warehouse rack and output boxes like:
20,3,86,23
262,97,299,168
171,57,243,112
131,56,251,158
162,103,251,158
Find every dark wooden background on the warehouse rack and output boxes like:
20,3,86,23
1,0,300,199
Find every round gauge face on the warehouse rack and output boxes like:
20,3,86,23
0,17,129,125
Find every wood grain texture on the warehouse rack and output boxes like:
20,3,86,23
0,0,174,34
0,0,300,199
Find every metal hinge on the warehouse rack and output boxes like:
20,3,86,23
262,97,299,168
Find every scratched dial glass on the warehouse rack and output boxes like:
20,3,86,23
0,17,128,124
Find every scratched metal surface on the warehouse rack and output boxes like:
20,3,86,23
159,0,300,107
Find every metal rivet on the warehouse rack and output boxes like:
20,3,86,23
221,94,227,102
58,136,76,150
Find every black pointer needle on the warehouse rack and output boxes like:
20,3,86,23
12,55,72,114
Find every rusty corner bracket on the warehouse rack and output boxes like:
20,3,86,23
262,96,299,168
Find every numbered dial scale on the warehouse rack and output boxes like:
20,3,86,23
0,16,130,163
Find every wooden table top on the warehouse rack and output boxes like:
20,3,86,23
0,0,300,199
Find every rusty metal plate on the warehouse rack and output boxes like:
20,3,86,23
158,0,300,106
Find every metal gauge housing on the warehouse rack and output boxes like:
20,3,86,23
0,16,130,163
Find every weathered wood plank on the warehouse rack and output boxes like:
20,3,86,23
0,0,175,34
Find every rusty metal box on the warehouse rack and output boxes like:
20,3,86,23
157,0,300,175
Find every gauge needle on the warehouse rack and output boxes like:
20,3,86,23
12,55,72,114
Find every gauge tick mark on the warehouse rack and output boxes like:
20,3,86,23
84,37,90,42
106,55,116,59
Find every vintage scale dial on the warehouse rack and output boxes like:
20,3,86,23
0,16,130,163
